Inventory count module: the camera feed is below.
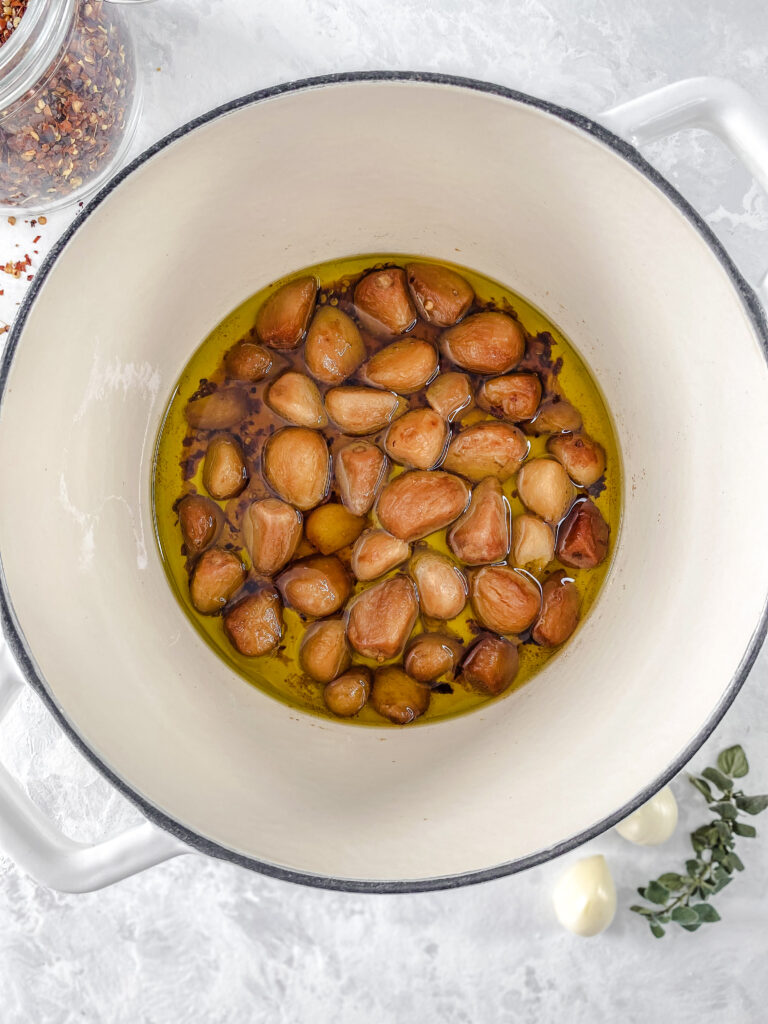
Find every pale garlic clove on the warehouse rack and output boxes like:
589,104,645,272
324,668,372,718
276,555,352,617
299,617,351,683
223,587,283,656
556,498,610,570
266,371,328,428
255,275,317,350
441,311,525,375
405,262,474,326
552,855,616,937
425,371,475,421
225,341,273,382
531,570,580,647
409,550,468,620
511,513,555,572
469,564,541,635
459,633,519,695
527,396,582,435
477,373,542,422
351,529,410,581
178,494,223,556
325,386,406,435
443,421,528,483
615,787,678,846
516,458,574,523
334,439,388,515
361,339,438,394
241,498,302,575
384,407,448,470
202,433,249,501
448,477,510,565
189,548,247,615
263,426,330,511
305,502,366,555
346,575,418,661
404,632,463,684
547,432,606,487
185,388,248,431
354,268,417,336
304,306,366,384
376,470,470,542
371,666,430,724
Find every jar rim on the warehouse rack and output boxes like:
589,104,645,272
0,0,74,112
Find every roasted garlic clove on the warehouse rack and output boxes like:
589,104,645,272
263,426,330,511
556,498,610,569
178,494,222,555
266,371,328,428
384,407,448,470
448,477,510,565
224,341,273,382
516,458,574,523
255,275,317,350
304,305,366,384
189,548,247,615
371,666,430,724
346,575,418,661
223,587,283,656
404,632,463,684
241,498,302,575
354,268,417,336
350,529,411,581
441,311,525,375
477,373,542,422
325,386,406,435
299,617,351,683
443,421,528,483
202,433,249,500
305,502,366,555
547,432,606,487
527,396,582,435
324,668,372,718
469,565,541,634
409,550,468,620
185,388,248,431
276,555,352,617
377,470,470,542
460,633,519,695
361,339,438,394
405,262,474,326
532,570,581,647
334,439,388,515
511,513,555,572
425,371,475,421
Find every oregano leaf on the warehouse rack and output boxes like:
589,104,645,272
650,923,665,938
718,745,748,778
670,906,699,925
689,776,714,801
735,794,768,815
702,767,733,792
692,903,721,923
733,822,757,838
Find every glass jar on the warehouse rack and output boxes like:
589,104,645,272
0,0,145,212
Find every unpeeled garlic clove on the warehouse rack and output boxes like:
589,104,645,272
305,502,366,555
354,267,417,336
469,564,541,635
241,498,302,575
266,371,328,428
202,433,249,500
189,547,247,615
406,262,474,326
299,617,351,683
384,407,448,469
223,587,283,656
425,371,475,421
351,528,410,581
409,549,468,620
276,555,352,617
185,387,248,431
556,498,610,569
443,421,528,483
325,386,406,435
225,341,273,382
459,633,519,695
448,477,510,565
346,575,418,661
532,570,580,647
477,373,542,422
361,339,438,394
334,439,388,515
376,470,470,542
547,432,606,487
404,632,463,684
255,275,317,350
616,787,678,846
441,311,525,375
552,855,616,937
516,458,574,523
304,305,366,384
371,666,431,724
324,668,372,718
178,494,223,555
511,513,555,572
263,426,330,511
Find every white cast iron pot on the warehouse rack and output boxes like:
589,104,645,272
1,73,768,893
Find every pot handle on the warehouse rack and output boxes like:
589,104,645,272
602,76,768,302
0,642,188,892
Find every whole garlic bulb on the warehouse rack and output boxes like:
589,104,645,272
552,854,617,937
615,786,679,846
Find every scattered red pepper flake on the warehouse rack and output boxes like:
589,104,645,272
32,235,40,243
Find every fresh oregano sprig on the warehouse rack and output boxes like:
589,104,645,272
630,745,768,937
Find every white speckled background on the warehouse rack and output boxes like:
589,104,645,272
1,1,768,1021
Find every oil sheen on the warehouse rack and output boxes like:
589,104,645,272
152,255,622,725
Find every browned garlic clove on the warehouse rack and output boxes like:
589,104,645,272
404,632,463,684
448,477,510,565
511,513,555,572
405,262,474,326
324,668,372,717
202,433,249,501
409,549,468,620
185,388,248,431
361,339,438,394
334,439,389,515
460,633,519,695
178,494,223,555
425,371,475,421
377,470,470,542
346,575,418,661
547,432,606,487
305,502,366,555
354,268,417,336
477,373,542,422
241,498,303,575
469,564,541,634
350,529,411,581
441,311,525,374
189,548,247,615
304,305,366,384
384,407,448,469
276,555,352,617
266,371,328,428
516,458,574,522
299,617,351,683
443,421,528,483
225,341,273,382
325,386,406,435
556,498,610,570
532,571,581,647
371,666,431,724
527,396,582,435
263,426,331,511
255,276,317,350
223,587,283,656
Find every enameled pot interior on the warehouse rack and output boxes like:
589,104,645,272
2,77,768,885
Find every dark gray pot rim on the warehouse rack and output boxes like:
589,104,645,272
2,71,767,894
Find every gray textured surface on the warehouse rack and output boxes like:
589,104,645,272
1,1,768,1020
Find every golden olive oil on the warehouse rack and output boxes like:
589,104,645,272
152,255,622,725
